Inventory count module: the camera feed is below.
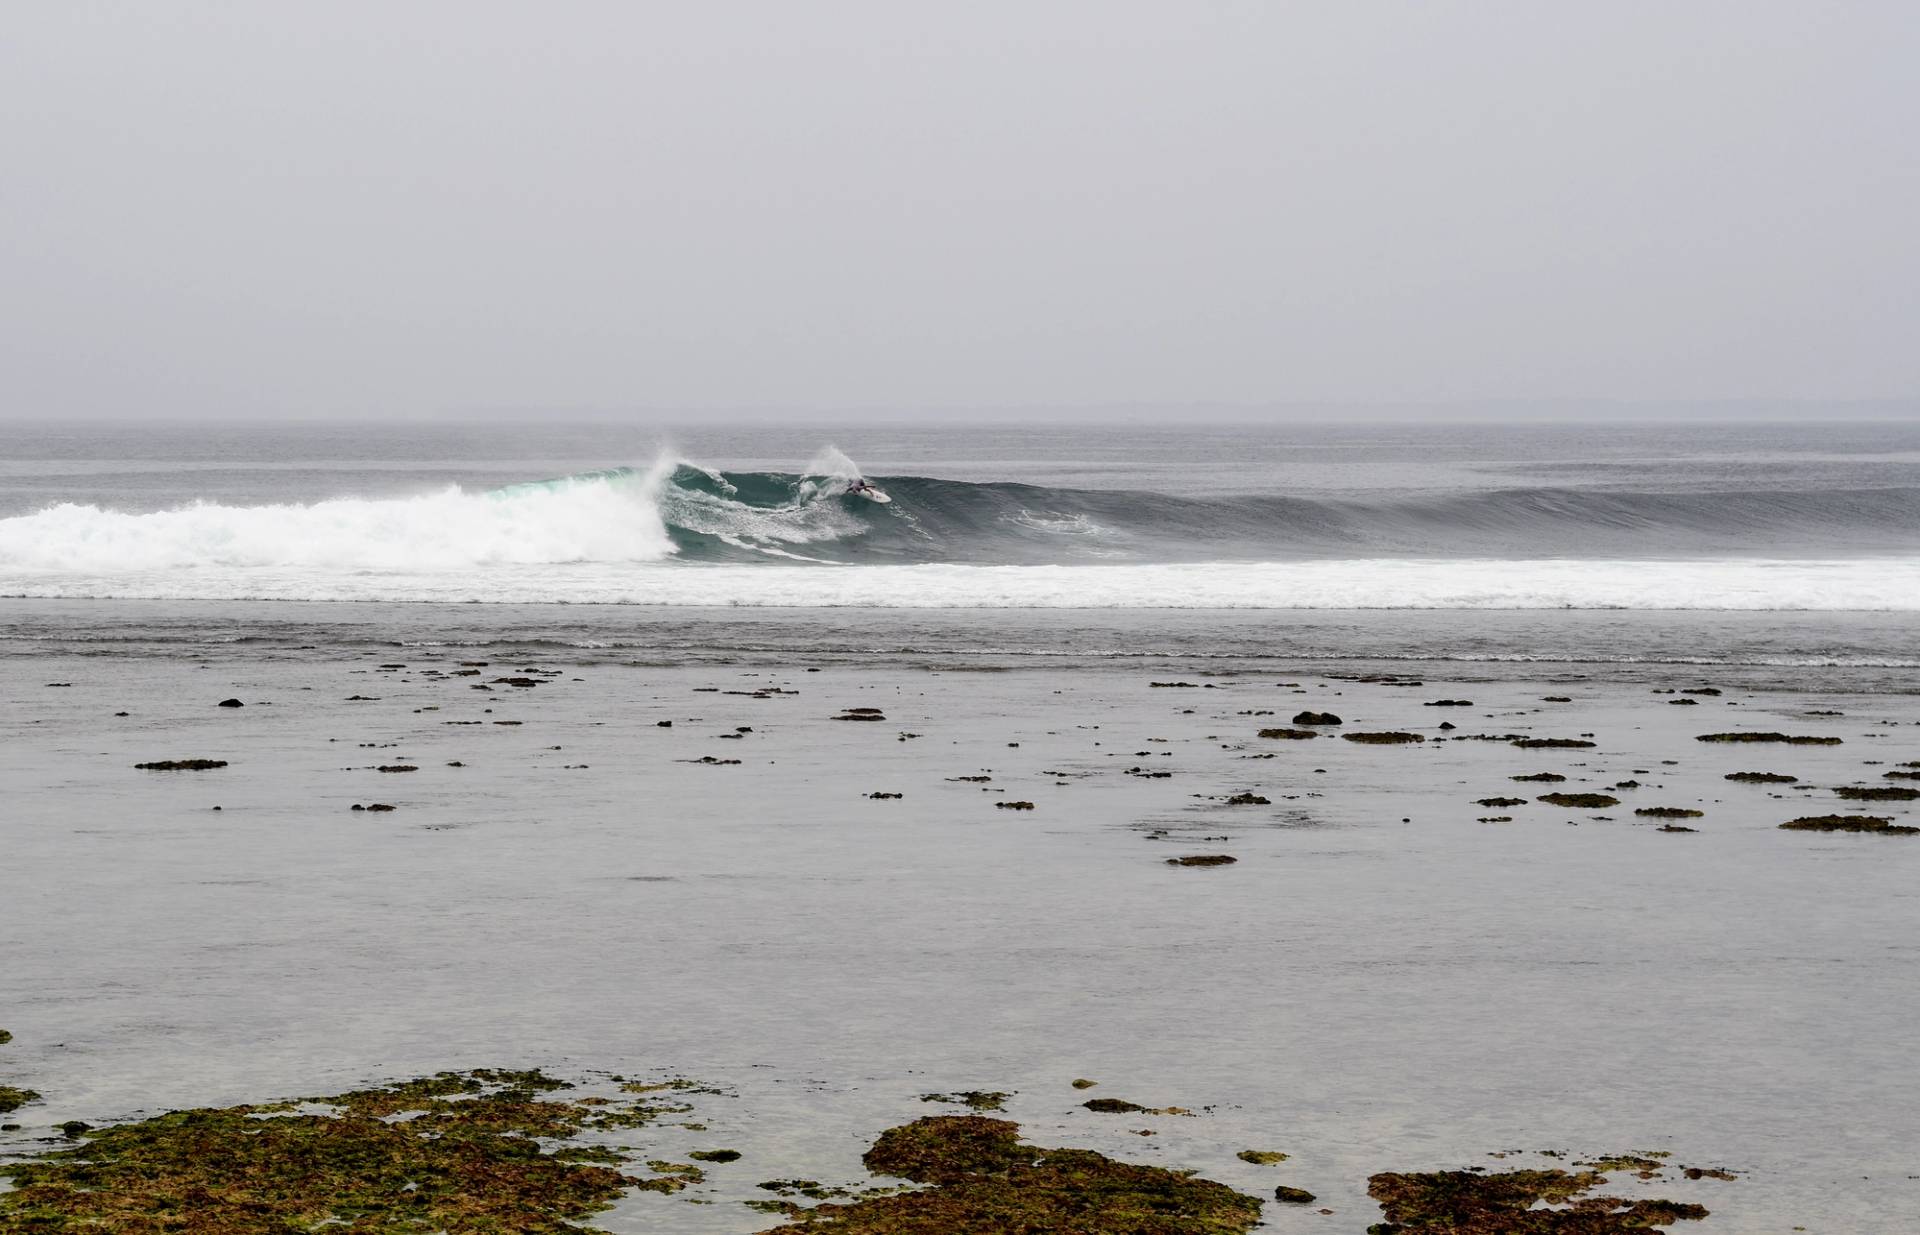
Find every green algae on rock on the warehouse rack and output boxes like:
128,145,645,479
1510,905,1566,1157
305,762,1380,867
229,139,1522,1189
1724,772,1797,784
1166,854,1236,867
1366,1165,1708,1232
761,1115,1262,1234
1511,739,1595,750
1236,1149,1288,1164
1344,731,1426,744
1257,727,1318,740
0,1069,694,1234
132,758,228,771
1511,773,1567,783
1537,793,1620,809
0,1086,40,1114
1634,807,1705,819
1833,785,1920,801
1695,733,1841,745
1476,797,1527,808
921,1091,1011,1112
1273,1185,1317,1203
1779,814,1919,835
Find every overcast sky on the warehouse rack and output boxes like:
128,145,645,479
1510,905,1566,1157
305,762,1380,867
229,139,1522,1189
2,2,1916,419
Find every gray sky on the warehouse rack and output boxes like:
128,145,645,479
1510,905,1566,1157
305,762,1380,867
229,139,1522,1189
2,1,1916,419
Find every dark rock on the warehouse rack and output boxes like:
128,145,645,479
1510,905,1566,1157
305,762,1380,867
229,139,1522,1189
1166,854,1236,867
1538,792,1620,809
1780,814,1918,834
1292,712,1342,726
1273,1185,1316,1204
217,698,244,708
1696,732,1841,745
1342,731,1424,744
134,759,228,771
1224,792,1270,805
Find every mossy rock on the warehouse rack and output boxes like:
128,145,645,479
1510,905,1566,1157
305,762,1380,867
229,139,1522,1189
1343,732,1425,745
1634,807,1704,819
1695,732,1841,745
133,758,228,771
1511,773,1567,783
766,1115,1262,1233
0,1070,693,1232
0,1086,40,1114
691,1148,743,1162
1292,712,1342,726
1511,738,1595,750
1833,785,1920,801
1257,728,1318,740
921,1091,1011,1112
1724,772,1797,784
1166,855,1236,867
1780,814,1919,834
1475,797,1526,808
1367,1167,1707,1232
1236,1150,1288,1165
1224,792,1270,805
1273,1185,1317,1204
1537,793,1619,809
0,1029,10,1045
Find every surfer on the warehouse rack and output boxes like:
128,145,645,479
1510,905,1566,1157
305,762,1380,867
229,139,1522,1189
846,478,875,497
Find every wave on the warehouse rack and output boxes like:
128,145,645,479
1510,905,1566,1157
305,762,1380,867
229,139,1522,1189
3,449,1920,608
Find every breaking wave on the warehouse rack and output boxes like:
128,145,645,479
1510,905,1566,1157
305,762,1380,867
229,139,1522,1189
2,448,1919,608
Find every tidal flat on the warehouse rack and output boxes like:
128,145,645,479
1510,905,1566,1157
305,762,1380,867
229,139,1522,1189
3,645,1917,1231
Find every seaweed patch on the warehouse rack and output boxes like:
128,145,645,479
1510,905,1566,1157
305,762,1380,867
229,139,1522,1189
0,1069,698,1233
761,1115,1261,1233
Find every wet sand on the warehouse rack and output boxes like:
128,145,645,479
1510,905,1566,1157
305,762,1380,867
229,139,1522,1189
3,648,1918,1231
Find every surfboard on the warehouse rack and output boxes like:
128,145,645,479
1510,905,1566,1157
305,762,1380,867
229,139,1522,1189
846,484,892,504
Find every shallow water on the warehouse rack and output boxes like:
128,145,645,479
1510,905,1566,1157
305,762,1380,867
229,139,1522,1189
3,643,1916,1231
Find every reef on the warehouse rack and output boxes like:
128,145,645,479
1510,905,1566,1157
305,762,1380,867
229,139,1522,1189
920,1091,1011,1112
763,1115,1261,1233
1724,772,1796,784
1694,733,1841,745
995,801,1036,811
1166,854,1237,867
1537,793,1619,809
1510,773,1567,783
1779,814,1919,834
1273,1185,1317,1204
1257,727,1318,740
1224,792,1270,805
1476,797,1527,808
1634,808,1704,819
1365,1165,1708,1232
0,1087,40,1114
0,1070,698,1233
1511,739,1595,750
1833,785,1920,801
132,759,228,771
1344,732,1426,744
1292,712,1342,726
1236,1150,1287,1164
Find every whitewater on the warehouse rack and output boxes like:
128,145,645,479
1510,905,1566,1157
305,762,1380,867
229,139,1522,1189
3,444,1919,609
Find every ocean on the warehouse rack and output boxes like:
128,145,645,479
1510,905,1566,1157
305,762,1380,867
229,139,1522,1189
5,418,1920,1232
3,418,1920,677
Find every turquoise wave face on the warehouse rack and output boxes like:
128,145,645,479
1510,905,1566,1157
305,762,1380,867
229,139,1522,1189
490,464,1920,566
